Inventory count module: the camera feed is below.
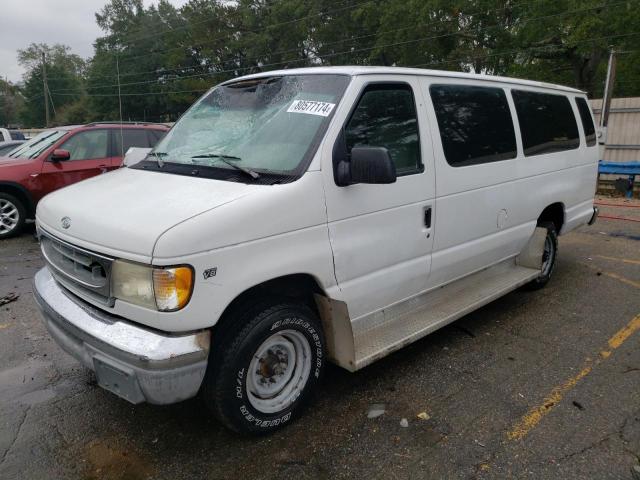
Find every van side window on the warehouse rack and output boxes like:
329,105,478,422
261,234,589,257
575,97,597,147
430,85,517,167
512,90,579,156
345,84,421,175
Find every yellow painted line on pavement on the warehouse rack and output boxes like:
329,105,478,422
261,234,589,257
507,314,640,441
583,262,640,290
601,271,640,290
0,323,10,330
596,255,640,266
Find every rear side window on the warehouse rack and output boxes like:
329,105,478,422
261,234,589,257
10,130,25,140
345,84,421,175
575,97,596,147
113,129,151,156
430,85,517,167
147,129,166,146
512,90,579,156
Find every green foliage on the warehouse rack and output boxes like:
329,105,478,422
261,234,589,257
0,79,23,127
13,0,640,126
17,43,86,127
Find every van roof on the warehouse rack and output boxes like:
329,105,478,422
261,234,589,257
227,66,585,94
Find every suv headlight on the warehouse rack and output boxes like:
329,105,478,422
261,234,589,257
112,260,194,311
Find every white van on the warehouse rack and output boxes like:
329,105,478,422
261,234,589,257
33,67,599,434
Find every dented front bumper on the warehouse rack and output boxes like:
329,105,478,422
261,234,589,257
33,267,210,405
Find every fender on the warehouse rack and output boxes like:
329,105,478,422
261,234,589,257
0,181,36,217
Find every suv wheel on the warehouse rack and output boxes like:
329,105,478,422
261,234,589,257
0,193,26,239
203,300,325,434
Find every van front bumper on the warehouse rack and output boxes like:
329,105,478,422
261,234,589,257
33,267,210,405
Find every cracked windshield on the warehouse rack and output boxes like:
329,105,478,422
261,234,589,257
151,74,350,176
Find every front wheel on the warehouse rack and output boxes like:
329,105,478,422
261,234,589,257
524,221,558,290
202,301,325,434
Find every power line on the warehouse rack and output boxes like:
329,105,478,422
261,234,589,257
409,31,640,70
102,0,361,47
50,88,209,97
48,30,640,100
50,0,539,83
100,0,376,67
51,1,624,94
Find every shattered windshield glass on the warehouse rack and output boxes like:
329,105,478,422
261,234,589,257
150,74,350,177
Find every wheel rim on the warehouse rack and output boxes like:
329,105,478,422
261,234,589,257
0,199,19,235
540,234,554,277
246,329,312,414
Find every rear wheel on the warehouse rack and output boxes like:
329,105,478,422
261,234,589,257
202,300,325,434
0,193,26,239
525,221,557,290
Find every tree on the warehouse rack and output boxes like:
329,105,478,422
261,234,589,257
0,79,23,127
34,0,640,128
17,43,86,127
505,0,640,97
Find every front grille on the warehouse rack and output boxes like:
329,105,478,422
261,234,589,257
39,229,114,306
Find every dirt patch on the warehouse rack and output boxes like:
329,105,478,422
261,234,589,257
83,437,155,480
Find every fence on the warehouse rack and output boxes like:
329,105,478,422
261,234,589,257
591,97,640,197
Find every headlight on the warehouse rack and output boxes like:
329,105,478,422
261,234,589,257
112,260,194,311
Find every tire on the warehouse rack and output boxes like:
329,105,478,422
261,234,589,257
524,221,558,290
0,193,26,239
202,300,326,434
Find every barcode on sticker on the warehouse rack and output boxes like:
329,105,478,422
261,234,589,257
287,100,336,117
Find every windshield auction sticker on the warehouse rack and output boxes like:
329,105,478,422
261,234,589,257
287,100,336,117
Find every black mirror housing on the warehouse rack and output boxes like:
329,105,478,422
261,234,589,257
339,146,396,186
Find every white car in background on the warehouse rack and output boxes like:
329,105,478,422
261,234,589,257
0,128,26,142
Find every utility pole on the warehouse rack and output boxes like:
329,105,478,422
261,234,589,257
41,50,49,127
599,49,617,132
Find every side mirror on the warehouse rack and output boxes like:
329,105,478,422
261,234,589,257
336,146,397,186
50,149,71,162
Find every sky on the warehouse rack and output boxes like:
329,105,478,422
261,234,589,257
0,0,190,83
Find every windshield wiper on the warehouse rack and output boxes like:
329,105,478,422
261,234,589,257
191,153,260,180
149,151,169,168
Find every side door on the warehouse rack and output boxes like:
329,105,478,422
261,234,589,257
39,129,111,196
322,76,436,321
420,79,527,288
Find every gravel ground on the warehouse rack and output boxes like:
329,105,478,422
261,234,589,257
1,196,639,480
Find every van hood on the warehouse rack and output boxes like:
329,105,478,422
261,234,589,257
36,167,259,261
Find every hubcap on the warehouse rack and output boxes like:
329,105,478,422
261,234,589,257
247,329,312,414
0,199,19,235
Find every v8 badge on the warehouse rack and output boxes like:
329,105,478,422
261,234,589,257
203,267,217,279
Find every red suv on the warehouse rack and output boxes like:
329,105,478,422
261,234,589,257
0,122,169,238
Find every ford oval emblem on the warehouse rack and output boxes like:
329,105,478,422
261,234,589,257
61,217,71,229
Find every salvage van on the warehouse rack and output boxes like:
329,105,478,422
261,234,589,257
33,67,599,434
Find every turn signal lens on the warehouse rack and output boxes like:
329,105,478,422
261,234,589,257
153,266,194,311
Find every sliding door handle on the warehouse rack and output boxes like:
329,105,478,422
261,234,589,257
424,207,432,228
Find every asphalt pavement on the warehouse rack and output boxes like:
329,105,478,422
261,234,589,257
1,196,639,480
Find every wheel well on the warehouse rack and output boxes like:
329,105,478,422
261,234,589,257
212,274,327,338
0,183,35,217
538,203,564,233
